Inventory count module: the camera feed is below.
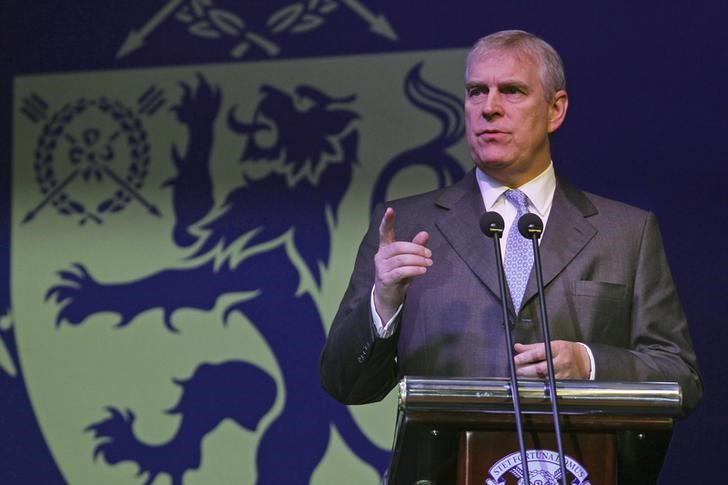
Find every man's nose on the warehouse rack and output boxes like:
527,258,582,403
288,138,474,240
482,92,502,120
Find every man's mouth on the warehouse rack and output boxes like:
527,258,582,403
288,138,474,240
478,129,509,138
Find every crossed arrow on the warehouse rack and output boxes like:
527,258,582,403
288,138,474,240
117,0,397,59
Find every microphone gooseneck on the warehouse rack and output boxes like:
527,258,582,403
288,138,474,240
479,211,531,484
517,212,568,485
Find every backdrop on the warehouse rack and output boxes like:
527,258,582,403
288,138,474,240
1,1,726,484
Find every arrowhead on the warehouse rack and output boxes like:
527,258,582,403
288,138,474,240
116,30,145,59
0,333,17,378
148,205,162,217
370,15,398,41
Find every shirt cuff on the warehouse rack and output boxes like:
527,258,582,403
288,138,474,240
370,286,402,338
576,342,596,380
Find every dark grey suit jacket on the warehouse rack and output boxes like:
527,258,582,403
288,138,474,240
320,170,702,413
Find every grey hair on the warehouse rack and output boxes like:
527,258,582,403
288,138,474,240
466,30,566,100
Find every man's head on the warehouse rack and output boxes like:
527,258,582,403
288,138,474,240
466,30,566,101
464,30,568,187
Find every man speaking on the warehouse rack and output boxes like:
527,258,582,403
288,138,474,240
319,30,702,416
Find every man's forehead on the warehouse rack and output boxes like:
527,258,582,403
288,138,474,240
466,49,539,82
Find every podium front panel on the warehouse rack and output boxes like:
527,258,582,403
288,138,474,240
388,377,681,485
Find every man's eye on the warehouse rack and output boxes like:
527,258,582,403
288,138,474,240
468,87,485,97
502,86,524,95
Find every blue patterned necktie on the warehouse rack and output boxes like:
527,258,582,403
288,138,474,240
503,189,533,311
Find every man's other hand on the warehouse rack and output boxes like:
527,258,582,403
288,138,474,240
513,341,591,379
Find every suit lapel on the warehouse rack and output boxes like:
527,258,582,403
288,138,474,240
433,170,503,299
431,172,598,311
521,178,598,307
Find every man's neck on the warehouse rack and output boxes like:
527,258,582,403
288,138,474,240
477,162,553,189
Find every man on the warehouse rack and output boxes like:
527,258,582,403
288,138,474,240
319,30,702,414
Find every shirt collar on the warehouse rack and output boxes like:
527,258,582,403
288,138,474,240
475,162,556,218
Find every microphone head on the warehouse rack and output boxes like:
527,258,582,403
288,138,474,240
480,212,505,238
518,213,543,239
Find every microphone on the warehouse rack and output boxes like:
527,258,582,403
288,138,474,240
479,211,505,238
518,212,543,239
517,212,567,485
479,211,531,484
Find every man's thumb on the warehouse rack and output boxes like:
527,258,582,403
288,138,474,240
412,231,429,246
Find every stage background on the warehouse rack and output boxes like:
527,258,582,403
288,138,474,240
1,1,726,483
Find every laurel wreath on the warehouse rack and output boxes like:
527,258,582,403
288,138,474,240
95,98,151,215
175,0,338,58
33,98,150,224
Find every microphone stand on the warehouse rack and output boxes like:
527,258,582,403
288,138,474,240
518,213,567,485
480,212,530,484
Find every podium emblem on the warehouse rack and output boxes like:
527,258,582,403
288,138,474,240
486,449,591,485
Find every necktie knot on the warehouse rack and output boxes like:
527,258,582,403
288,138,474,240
504,189,530,215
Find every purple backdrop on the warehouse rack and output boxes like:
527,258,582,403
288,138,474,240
1,1,726,483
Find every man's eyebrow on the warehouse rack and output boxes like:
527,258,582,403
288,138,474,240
498,80,529,91
464,79,530,90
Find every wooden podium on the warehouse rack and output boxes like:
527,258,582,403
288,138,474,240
387,377,682,485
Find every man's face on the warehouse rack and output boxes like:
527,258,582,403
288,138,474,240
464,49,567,187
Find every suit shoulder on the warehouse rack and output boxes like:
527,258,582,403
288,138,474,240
582,190,652,221
381,169,476,213
557,177,656,234
579,190,662,241
384,186,446,211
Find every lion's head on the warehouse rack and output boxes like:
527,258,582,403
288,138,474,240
227,84,359,186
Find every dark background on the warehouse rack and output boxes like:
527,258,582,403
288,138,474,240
1,1,726,482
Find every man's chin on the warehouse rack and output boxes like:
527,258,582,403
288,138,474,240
474,159,511,173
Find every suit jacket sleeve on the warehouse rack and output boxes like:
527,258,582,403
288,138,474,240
588,212,703,413
319,205,401,404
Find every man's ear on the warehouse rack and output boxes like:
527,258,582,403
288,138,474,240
547,90,568,133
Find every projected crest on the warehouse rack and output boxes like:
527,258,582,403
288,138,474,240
10,52,468,483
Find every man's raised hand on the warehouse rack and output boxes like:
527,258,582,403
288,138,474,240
373,208,432,323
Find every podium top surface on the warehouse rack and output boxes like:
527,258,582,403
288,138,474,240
398,377,682,418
